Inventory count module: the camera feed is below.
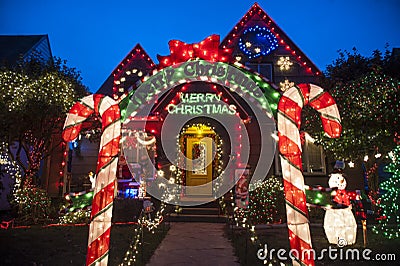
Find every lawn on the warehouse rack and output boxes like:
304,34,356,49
227,224,400,266
0,223,169,266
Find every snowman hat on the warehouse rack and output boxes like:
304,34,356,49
331,168,343,174
333,160,345,170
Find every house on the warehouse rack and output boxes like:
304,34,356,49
64,3,364,200
0,34,52,67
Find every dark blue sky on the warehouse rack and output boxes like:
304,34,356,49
1,0,399,92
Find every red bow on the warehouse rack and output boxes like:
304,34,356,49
157,34,232,68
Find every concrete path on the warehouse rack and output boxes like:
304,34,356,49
147,222,240,266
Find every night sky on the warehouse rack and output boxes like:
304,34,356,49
1,0,399,92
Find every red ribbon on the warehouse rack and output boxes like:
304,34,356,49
157,34,231,68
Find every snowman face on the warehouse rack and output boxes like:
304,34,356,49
328,173,347,190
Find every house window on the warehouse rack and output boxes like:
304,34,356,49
274,132,326,175
245,63,273,81
302,133,326,174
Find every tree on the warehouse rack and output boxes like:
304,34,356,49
372,143,400,238
303,47,399,203
0,54,87,183
0,54,87,222
320,46,400,90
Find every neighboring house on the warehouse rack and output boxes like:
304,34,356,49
66,3,364,198
0,34,52,67
0,34,54,210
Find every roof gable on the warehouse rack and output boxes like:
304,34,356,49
97,44,156,98
220,3,321,75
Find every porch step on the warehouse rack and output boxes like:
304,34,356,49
180,207,220,215
167,213,228,223
166,201,227,223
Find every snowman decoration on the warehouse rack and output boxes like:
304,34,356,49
323,170,357,246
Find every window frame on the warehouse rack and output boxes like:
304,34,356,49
274,133,327,176
244,62,274,82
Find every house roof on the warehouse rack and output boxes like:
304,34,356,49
0,35,51,66
96,43,155,97
220,3,321,75
97,3,323,97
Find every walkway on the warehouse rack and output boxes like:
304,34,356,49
147,222,240,266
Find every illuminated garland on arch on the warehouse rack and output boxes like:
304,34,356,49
119,59,278,122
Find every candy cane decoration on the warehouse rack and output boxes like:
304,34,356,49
278,84,341,266
63,94,121,266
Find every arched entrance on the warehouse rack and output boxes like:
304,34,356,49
121,59,276,206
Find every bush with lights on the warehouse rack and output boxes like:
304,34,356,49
10,177,51,224
247,176,285,224
0,54,87,190
373,144,400,238
303,48,399,205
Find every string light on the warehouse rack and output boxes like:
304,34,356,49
0,65,82,223
304,72,399,163
372,145,400,239
220,3,320,75
112,44,155,100
238,25,278,58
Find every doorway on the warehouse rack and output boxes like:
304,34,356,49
182,124,216,196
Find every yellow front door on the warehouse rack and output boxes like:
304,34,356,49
186,137,213,196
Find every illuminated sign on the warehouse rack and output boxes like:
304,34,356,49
167,93,237,115
121,60,273,120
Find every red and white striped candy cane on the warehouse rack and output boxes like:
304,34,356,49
63,94,121,266
278,84,341,266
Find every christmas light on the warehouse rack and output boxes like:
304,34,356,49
278,84,342,266
372,145,400,239
279,79,294,92
324,172,357,245
220,3,320,75
238,25,278,59
303,72,399,165
277,56,293,71
63,94,121,266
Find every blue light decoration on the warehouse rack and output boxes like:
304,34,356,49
125,188,139,198
238,25,278,59
69,140,79,149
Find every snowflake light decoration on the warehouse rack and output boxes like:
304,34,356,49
277,56,293,71
279,79,294,92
